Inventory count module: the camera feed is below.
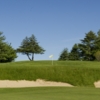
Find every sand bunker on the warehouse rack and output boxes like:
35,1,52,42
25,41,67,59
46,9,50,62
94,81,100,88
0,79,74,88
1,79,100,88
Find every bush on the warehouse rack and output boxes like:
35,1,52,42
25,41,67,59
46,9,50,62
94,51,100,61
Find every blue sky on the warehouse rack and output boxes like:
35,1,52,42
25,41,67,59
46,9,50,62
0,0,100,61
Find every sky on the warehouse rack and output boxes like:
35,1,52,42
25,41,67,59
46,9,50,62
0,0,100,61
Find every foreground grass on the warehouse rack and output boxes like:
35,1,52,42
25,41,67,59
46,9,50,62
0,61,100,86
0,87,100,100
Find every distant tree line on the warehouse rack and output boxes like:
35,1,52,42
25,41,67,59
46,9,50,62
58,30,100,61
1,30,100,62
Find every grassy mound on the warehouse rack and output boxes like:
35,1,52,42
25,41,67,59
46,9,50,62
0,61,100,87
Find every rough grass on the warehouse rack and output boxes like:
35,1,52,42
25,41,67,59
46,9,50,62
0,61,100,87
0,87,100,100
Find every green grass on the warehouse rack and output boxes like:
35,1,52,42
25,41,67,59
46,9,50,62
0,61,100,86
0,87,100,100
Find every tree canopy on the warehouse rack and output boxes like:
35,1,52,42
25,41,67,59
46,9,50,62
79,31,97,61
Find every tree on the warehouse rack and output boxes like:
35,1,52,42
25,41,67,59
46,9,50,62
58,48,69,61
78,31,97,61
69,44,80,60
17,34,45,61
0,32,17,62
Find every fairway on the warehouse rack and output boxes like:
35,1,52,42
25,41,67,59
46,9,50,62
0,87,100,100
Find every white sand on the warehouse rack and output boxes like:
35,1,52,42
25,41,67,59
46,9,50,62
94,81,100,88
0,79,74,88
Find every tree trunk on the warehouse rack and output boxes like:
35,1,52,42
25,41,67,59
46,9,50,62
32,53,34,61
26,53,32,61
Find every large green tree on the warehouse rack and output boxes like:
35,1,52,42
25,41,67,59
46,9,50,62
17,34,45,61
0,32,17,62
79,31,97,61
58,48,69,61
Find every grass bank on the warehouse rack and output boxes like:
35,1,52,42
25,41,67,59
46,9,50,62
0,61,100,87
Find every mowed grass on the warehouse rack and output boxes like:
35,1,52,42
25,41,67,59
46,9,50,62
0,87,100,100
0,61,100,86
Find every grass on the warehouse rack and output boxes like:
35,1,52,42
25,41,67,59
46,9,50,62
0,61,100,86
0,61,100,99
0,87,100,100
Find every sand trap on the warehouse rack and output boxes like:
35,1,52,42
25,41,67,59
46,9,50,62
1,79,100,88
94,81,100,88
0,79,74,88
